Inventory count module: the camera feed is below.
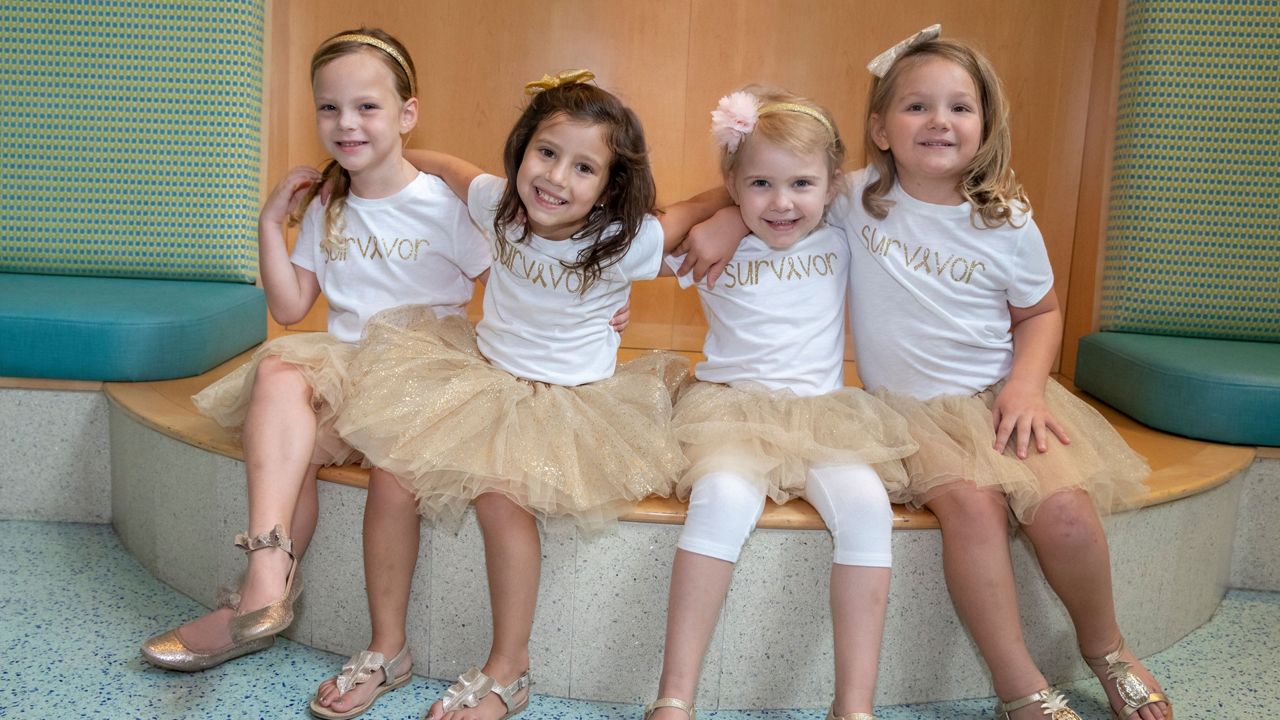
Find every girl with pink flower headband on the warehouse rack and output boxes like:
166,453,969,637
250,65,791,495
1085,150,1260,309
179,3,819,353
645,86,917,720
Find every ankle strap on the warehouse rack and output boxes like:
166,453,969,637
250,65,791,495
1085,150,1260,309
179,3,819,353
827,708,875,720
1082,635,1127,666
995,688,1078,719
493,670,531,712
235,524,294,556
645,697,695,719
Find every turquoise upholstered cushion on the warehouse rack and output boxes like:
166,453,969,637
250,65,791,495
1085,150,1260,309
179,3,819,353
1075,332,1280,446
0,273,265,381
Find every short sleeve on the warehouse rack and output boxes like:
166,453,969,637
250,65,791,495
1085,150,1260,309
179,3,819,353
1006,217,1054,308
289,199,324,272
467,173,506,232
616,215,665,281
827,166,873,231
664,253,696,289
444,193,492,279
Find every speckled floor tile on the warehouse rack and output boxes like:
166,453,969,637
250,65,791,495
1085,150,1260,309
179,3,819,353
0,520,1276,719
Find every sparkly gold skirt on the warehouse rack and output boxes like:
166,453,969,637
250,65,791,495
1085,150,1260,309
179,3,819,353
671,381,917,505
335,305,690,531
873,378,1151,524
191,333,360,467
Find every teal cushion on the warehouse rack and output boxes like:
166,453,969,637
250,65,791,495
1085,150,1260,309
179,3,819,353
1075,332,1280,446
0,273,265,381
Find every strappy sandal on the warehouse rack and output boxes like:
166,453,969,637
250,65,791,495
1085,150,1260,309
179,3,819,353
433,666,532,720
139,585,274,671
644,697,695,719
310,645,413,719
995,688,1083,719
827,707,876,720
1083,638,1172,719
228,524,303,644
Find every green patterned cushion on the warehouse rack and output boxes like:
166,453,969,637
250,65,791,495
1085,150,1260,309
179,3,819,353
0,1,262,282
1101,0,1280,341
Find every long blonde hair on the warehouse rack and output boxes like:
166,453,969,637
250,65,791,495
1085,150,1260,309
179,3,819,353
862,38,1027,228
289,28,417,248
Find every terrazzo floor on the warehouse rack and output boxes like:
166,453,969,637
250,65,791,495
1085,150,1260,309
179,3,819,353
0,520,1275,719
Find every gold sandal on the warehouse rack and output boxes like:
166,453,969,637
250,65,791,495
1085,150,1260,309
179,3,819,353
139,586,273,671
310,645,413,719
228,524,303,644
644,697,695,719
1083,638,1172,719
827,706,876,719
995,688,1083,719
433,666,531,720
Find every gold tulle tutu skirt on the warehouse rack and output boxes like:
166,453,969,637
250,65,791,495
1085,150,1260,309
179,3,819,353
335,305,690,531
192,333,360,467
671,381,917,505
873,378,1151,524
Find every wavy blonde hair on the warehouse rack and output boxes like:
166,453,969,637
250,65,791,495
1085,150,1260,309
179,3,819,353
862,38,1028,228
289,28,417,248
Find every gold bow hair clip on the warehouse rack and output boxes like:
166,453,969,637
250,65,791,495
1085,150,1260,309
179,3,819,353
525,69,596,95
866,24,942,78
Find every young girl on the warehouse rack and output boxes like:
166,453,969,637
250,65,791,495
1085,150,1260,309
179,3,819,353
644,89,917,720
140,29,491,674
310,71,729,720
692,29,1170,720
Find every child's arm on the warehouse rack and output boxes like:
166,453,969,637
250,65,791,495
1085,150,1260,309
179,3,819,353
656,186,734,257
992,291,1071,459
259,166,323,325
671,205,750,286
403,149,485,203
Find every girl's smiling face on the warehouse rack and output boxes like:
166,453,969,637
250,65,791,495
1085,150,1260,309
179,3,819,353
871,56,983,205
728,136,836,250
312,50,417,192
515,113,612,240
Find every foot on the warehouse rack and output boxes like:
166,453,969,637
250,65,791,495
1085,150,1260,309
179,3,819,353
313,642,409,716
1085,644,1170,720
172,606,235,654
426,660,529,720
237,545,292,614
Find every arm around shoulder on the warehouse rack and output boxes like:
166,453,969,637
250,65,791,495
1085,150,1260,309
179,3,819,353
403,149,485,203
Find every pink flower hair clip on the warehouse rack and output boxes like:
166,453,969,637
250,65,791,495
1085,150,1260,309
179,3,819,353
710,91,762,153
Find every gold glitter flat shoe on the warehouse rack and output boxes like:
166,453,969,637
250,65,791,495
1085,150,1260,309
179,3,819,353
1084,637,1172,719
644,697,694,719
227,524,303,644
140,587,274,671
994,688,1083,720
827,706,875,720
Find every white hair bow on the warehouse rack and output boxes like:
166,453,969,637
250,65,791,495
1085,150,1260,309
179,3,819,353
866,24,942,78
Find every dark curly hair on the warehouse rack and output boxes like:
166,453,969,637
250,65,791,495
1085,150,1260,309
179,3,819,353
494,82,657,294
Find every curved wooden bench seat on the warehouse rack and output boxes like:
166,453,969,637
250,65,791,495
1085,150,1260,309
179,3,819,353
102,344,1257,532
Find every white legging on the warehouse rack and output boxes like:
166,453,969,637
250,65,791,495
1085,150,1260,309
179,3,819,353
676,464,893,567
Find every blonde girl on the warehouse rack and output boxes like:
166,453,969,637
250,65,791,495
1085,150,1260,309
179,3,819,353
141,28,491,677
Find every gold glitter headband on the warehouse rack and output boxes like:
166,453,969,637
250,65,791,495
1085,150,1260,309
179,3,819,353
322,33,416,94
525,69,596,95
758,102,836,139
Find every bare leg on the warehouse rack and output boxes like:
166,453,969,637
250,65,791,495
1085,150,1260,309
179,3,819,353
927,485,1048,719
175,357,320,653
649,549,735,719
428,493,538,720
314,468,421,712
1023,491,1169,720
830,564,890,715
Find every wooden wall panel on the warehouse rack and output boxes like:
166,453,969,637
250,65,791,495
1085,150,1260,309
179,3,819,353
265,0,1112,372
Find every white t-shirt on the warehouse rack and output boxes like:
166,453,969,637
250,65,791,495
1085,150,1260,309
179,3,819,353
290,172,491,343
668,226,849,396
828,167,1054,399
468,173,665,386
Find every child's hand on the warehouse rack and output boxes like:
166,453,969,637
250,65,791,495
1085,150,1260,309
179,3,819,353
609,297,632,334
673,206,748,288
991,379,1070,459
260,166,322,227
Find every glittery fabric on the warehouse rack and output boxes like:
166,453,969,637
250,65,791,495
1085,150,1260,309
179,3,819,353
671,381,917,505
336,305,689,531
191,333,360,466
874,377,1151,524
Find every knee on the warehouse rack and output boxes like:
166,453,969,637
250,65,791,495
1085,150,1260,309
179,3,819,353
931,487,1010,542
678,472,765,563
254,356,310,396
474,492,528,524
691,472,767,520
1027,490,1103,549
